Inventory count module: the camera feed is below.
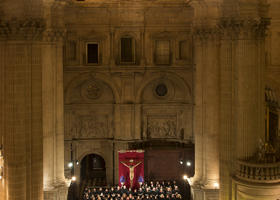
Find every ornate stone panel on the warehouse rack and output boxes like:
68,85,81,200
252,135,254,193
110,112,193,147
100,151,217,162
147,115,177,138
142,105,193,141
65,105,113,139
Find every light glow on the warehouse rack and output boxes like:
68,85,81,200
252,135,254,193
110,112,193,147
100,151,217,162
183,175,188,180
71,176,76,181
68,162,73,168
186,161,191,166
213,182,219,189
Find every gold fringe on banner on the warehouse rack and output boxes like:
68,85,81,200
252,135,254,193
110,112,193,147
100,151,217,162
118,150,145,153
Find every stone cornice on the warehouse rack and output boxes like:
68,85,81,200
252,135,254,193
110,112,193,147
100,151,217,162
0,18,46,41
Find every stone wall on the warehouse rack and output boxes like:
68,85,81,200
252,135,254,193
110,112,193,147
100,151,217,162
0,0,280,200
63,0,195,188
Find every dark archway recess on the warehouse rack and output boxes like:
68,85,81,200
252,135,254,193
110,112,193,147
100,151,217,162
80,154,106,187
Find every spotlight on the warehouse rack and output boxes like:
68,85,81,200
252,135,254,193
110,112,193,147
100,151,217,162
76,160,79,165
186,161,191,166
213,182,219,189
68,162,73,168
71,176,76,181
183,175,188,180
179,160,183,165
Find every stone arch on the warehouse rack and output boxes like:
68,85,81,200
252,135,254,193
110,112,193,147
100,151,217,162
74,150,109,184
65,72,121,104
135,72,192,103
78,150,107,165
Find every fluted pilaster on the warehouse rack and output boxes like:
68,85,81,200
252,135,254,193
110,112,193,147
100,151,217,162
218,16,268,199
192,27,220,194
0,17,45,200
42,2,68,200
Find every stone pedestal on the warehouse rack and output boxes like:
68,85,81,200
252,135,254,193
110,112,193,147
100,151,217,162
192,185,220,200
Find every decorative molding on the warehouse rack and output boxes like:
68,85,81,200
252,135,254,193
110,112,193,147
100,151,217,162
0,18,45,40
43,28,66,42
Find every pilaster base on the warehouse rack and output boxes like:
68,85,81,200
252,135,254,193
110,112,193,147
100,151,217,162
191,186,219,200
44,185,69,200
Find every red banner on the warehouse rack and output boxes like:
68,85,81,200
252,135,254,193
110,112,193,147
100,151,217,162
118,150,144,189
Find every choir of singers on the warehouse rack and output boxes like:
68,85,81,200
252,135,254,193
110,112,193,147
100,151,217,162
83,181,183,200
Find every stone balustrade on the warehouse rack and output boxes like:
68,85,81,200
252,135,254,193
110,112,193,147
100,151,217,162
236,160,280,183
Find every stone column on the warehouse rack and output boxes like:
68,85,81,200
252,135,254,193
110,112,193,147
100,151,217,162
0,37,5,200
219,25,236,200
235,21,266,159
0,18,45,200
218,16,268,199
192,30,205,186
42,29,69,200
192,27,220,199
42,1,69,199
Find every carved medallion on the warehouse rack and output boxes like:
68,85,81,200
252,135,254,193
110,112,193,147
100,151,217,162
81,80,102,100
155,84,168,97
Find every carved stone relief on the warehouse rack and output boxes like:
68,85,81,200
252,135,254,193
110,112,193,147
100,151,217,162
65,111,109,139
147,115,177,138
142,105,193,141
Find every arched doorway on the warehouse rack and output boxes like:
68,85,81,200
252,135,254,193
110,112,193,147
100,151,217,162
80,154,106,187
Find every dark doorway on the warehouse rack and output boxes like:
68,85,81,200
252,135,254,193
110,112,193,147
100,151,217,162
80,154,106,187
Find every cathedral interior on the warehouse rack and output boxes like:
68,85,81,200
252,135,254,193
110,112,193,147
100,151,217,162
0,0,280,199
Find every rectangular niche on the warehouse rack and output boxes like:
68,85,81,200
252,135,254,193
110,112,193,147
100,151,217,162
155,40,170,65
179,40,188,60
87,43,99,64
120,37,135,64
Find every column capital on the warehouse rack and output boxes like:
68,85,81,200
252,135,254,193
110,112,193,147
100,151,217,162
192,25,221,42
218,17,270,40
0,17,46,41
43,28,66,42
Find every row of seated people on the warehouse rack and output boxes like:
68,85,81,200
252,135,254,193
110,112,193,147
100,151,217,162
83,181,182,200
